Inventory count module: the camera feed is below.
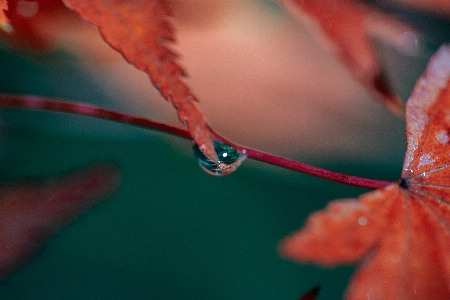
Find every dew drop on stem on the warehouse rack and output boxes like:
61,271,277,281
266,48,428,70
192,141,246,176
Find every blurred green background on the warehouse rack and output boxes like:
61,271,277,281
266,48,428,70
0,2,449,300
0,48,398,300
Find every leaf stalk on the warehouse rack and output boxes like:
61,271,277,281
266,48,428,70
0,94,395,190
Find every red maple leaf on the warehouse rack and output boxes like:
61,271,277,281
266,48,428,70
61,0,218,162
279,44,450,299
0,163,120,279
279,0,420,114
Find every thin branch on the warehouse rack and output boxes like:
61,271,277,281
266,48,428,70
0,94,190,138
0,94,395,190
242,148,393,189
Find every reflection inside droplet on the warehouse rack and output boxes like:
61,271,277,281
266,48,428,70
192,141,246,176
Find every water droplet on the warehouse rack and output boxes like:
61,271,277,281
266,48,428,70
193,141,246,176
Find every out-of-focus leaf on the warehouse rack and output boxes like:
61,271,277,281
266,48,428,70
0,163,120,279
0,0,77,51
61,0,217,162
279,0,420,114
279,45,450,299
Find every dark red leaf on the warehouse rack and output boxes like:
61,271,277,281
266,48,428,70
0,163,120,279
298,286,320,300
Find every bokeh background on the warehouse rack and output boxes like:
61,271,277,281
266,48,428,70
0,0,449,299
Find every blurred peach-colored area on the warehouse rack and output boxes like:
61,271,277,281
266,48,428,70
57,0,410,162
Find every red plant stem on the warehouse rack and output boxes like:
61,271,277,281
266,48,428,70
243,148,393,189
0,94,395,190
0,95,191,139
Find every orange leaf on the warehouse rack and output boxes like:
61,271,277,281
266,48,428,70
0,0,11,32
0,163,119,279
61,0,217,161
279,0,419,114
279,45,450,300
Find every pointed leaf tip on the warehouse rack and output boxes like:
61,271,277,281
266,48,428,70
298,286,320,300
61,0,217,161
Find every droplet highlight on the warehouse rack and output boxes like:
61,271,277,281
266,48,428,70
193,141,246,176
